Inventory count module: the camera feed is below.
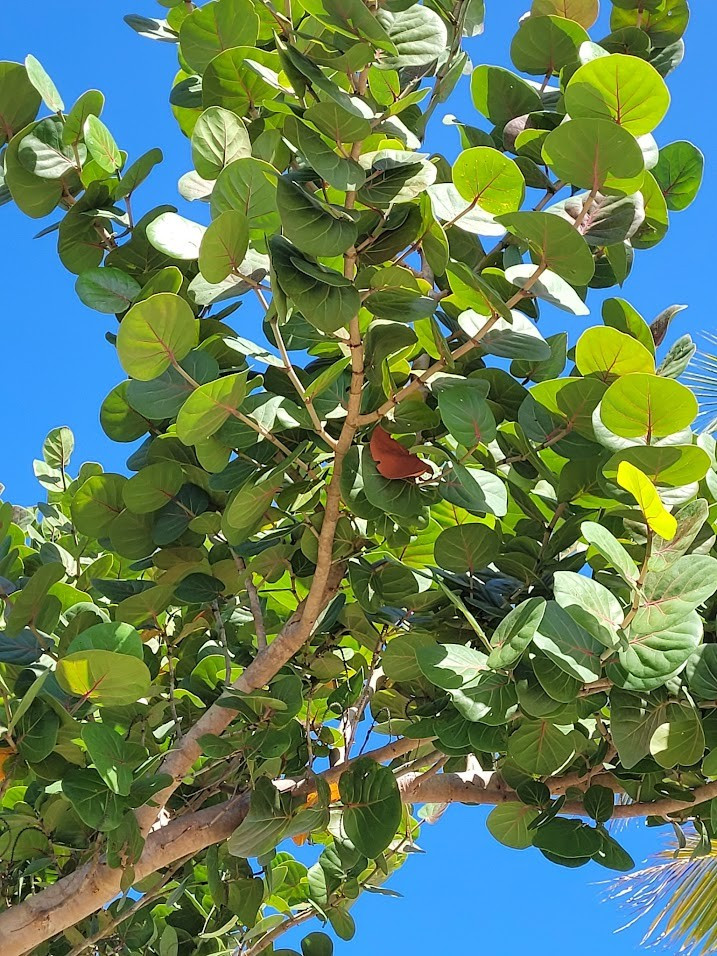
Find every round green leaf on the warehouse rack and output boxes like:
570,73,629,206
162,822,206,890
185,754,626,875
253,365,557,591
498,210,595,284
117,293,198,381
487,598,546,670
211,157,279,234
191,106,251,180
603,446,710,487
542,118,645,195
433,524,500,573
277,178,358,257
67,621,144,659
600,372,698,438
0,61,41,146
531,0,598,28
509,720,577,775
471,64,542,128
71,473,126,537
176,372,248,445
565,54,670,135
179,0,260,73
146,212,205,260
56,649,152,706
575,326,655,380
511,15,589,76
123,462,185,514
202,47,282,115
100,383,149,442
76,267,141,314
452,147,525,215
339,757,402,859
199,211,249,283
486,803,540,849
374,6,447,69
653,140,704,211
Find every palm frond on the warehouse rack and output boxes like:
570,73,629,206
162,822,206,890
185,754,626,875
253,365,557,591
609,836,717,954
685,333,717,432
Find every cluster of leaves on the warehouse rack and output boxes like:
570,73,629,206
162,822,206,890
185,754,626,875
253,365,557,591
1,0,716,954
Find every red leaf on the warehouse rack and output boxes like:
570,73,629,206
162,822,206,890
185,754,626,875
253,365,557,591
369,426,431,481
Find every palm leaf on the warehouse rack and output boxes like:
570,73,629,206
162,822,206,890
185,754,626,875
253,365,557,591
609,835,717,954
686,333,717,432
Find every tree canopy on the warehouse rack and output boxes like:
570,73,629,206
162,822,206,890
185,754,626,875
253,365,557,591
0,0,712,954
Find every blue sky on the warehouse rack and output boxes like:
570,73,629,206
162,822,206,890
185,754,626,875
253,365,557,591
1,1,713,952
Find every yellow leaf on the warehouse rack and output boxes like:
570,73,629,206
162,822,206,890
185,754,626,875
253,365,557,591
616,460,677,540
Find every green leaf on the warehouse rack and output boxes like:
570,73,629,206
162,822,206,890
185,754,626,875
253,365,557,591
584,785,615,824
302,932,333,956
211,157,279,234
575,326,655,380
43,425,74,470
600,372,698,438
277,178,358,258
533,601,603,682
284,116,365,192
531,0,598,28
416,643,487,690
191,106,251,180
339,757,402,859
56,649,152,706
614,609,703,691
533,818,601,858
649,700,705,769
179,0,260,73
565,53,670,135
653,140,704,211
62,89,104,147
610,688,666,768
509,720,577,775
433,524,500,573
438,383,497,447
0,61,41,146
542,118,645,195
4,122,63,218
62,769,125,832
17,116,78,179
123,461,185,514
176,372,248,445
83,115,122,174
511,15,589,76
602,297,655,355
452,147,525,215
382,633,436,682
471,65,542,128
81,723,146,795
71,473,126,537
198,211,249,283
24,54,64,112
117,293,198,381
76,267,141,314
498,210,595,284
374,6,447,69
503,265,589,315
553,571,623,649
269,235,359,334
582,525,639,592
686,645,717,700
67,621,144,659
486,803,540,849
487,598,546,670
202,47,283,115
146,212,205,260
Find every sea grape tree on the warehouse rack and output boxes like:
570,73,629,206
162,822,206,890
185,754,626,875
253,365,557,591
0,0,712,954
